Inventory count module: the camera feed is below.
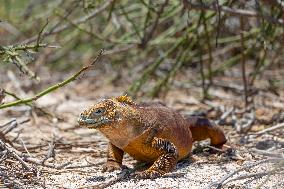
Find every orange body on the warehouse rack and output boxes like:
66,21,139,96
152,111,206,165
98,102,226,163
78,96,227,178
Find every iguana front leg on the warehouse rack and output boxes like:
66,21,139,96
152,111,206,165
137,137,178,178
102,143,124,172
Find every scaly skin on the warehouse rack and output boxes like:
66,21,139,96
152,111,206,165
78,95,227,178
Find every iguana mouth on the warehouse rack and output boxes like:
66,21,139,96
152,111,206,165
77,116,110,128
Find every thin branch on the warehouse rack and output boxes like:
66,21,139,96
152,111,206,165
0,140,31,171
140,0,169,48
214,0,221,46
0,135,73,170
254,122,284,135
55,11,137,45
206,158,283,189
250,148,284,158
149,49,188,97
18,151,71,169
128,38,184,97
11,55,39,81
35,19,49,51
20,0,115,44
225,168,283,186
0,49,104,109
120,6,142,40
0,43,59,55
3,89,57,118
183,1,284,26
0,88,5,104
255,159,284,189
240,10,248,108
202,11,213,86
81,162,148,189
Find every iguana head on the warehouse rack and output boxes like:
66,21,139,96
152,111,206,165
77,95,135,129
78,95,153,149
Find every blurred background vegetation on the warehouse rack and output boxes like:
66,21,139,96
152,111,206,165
0,0,283,104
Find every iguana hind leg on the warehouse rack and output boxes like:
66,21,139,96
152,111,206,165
102,143,124,172
137,137,178,178
187,116,227,148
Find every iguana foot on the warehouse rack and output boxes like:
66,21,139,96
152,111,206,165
135,169,164,179
134,137,178,179
101,161,122,172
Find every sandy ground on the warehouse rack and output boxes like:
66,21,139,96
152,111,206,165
42,150,284,189
1,70,284,189
1,92,283,189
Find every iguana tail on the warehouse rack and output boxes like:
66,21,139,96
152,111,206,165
186,116,227,148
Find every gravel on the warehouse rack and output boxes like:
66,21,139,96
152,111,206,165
43,154,284,189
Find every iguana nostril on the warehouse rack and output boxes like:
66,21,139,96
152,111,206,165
79,113,87,119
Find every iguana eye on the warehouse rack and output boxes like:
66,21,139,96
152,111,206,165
92,108,105,116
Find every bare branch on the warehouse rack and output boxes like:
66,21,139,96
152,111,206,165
255,122,284,135
20,0,115,44
183,1,284,26
140,0,169,48
0,49,104,109
206,158,284,189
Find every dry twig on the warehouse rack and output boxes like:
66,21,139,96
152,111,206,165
255,122,284,135
206,158,284,189
0,140,31,171
0,49,104,109
183,1,284,25
20,0,115,44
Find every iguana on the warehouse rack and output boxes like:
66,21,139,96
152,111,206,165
78,95,227,178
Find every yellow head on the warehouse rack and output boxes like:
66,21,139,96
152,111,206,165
77,95,134,129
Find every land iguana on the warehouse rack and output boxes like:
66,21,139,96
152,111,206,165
78,95,227,178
